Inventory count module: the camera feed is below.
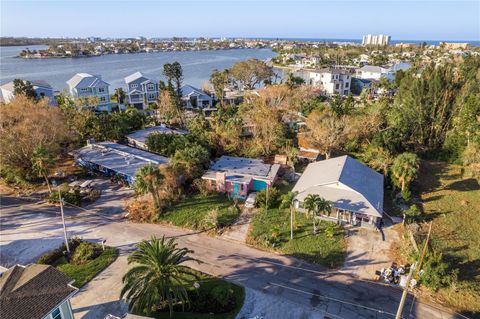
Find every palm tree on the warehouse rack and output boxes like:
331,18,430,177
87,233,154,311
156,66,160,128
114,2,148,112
134,164,164,212
31,145,53,193
316,197,332,217
303,194,322,234
391,152,420,193
121,236,199,317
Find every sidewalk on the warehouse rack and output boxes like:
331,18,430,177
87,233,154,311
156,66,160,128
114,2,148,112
221,207,255,243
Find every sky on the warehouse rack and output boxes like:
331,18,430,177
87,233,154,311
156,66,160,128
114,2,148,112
1,1,479,41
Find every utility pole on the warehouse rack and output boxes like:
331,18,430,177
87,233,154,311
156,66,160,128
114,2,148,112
396,221,433,319
266,185,269,210
290,203,294,240
58,187,70,254
395,263,416,319
417,221,433,273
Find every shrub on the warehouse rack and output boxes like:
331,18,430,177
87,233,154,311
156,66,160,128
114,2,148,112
47,183,81,206
201,208,219,230
255,187,281,208
125,197,159,223
192,178,214,197
420,251,458,291
190,282,237,313
37,237,83,265
404,204,423,224
71,242,101,265
217,205,239,228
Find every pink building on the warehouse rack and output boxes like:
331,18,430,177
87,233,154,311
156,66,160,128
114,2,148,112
202,156,280,199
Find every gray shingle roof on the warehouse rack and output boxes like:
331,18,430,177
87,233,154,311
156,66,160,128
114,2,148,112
0,264,77,319
124,71,150,84
293,156,384,217
67,73,109,89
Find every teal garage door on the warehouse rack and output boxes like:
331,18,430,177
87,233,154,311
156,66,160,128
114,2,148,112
252,180,268,191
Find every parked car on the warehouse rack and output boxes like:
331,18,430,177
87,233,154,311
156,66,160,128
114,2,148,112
245,192,257,209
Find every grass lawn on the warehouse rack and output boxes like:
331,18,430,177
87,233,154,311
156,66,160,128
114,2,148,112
416,161,480,314
55,246,118,287
135,268,245,319
248,207,346,268
160,194,239,231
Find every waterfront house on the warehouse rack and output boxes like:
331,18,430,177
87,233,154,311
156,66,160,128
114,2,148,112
303,68,352,96
126,124,188,150
180,84,213,108
356,65,394,81
0,264,78,319
66,73,111,112
0,79,56,105
292,155,384,228
124,72,158,110
73,141,169,185
202,156,280,199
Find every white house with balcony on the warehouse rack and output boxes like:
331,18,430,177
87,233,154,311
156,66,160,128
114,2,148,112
67,73,111,111
180,84,213,109
303,68,352,96
124,71,158,110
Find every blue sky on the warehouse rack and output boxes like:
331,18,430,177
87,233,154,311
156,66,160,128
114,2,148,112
1,1,479,41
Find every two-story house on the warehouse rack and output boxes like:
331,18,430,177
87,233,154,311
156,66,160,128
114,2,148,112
180,84,213,108
304,68,352,96
0,79,56,105
66,73,111,112
124,71,158,110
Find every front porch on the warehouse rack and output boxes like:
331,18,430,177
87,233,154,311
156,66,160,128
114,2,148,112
295,206,379,229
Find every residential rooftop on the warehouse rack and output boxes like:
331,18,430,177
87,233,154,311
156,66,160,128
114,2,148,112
0,264,77,319
203,155,280,182
74,141,169,181
126,125,188,146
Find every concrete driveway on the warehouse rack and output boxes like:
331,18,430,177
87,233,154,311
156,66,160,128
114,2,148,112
0,192,465,319
342,226,399,280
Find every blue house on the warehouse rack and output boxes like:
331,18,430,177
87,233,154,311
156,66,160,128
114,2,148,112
67,73,111,112
124,72,158,110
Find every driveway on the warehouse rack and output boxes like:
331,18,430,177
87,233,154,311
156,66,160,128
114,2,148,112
342,225,399,280
0,193,464,319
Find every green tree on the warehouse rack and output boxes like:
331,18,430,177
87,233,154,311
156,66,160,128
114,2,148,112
31,145,54,193
163,62,183,96
121,236,199,317
230,59,273,90
285,72,305,88
13,79,36,100
404,204,422,224
114,88,126,104
420,251,458,291
171,144,210,180
210,69,230,105
134,164,164,212
391,152,419,196
303,194,320,234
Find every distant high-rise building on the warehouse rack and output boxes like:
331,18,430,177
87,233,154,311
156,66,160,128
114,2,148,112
362,34,391,46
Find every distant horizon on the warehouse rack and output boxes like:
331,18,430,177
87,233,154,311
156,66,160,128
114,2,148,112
1,1,478,41
1,36,479,43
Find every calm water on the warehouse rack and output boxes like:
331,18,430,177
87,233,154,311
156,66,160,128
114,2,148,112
0,45,277,90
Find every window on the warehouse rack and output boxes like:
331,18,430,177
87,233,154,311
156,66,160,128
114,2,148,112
52,308,62,319
98,87,105,93
131,84,138,89
345,82,349,88
335,83,340,90
147,83,155,90
148,93,156,100
100,96,106,102
81,88,89,92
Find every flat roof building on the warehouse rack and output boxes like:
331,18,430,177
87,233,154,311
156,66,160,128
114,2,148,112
126,125,188,150
73,141,169,184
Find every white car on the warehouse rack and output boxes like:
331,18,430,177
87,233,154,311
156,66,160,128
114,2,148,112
245,192,257,209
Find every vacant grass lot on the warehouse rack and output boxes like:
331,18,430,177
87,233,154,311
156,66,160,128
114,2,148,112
136,268,245,319
160,194,239,231
417,161,480,314
248,208,346,268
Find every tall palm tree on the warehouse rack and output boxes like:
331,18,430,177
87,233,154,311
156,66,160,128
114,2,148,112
121,236,199,317
391,152,420,192
31,145,53,193
316,197,332,217
303,194,322,234
134,164,164,212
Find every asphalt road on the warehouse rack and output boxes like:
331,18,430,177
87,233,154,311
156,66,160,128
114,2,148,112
0,193,467,319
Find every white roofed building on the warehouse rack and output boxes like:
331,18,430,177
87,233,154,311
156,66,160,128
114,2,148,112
124,72,158,110
292,155,384,228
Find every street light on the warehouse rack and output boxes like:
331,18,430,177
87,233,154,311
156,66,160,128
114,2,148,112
52,180,70,254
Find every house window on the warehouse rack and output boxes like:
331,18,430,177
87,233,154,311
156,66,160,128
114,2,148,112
345,82,349,88
81,88,89,92
148,93,156,99
147,83,155,90
131,84,138,89
100,96,106,102
335,83,340,90
52,308,62,319
98,87,105,93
